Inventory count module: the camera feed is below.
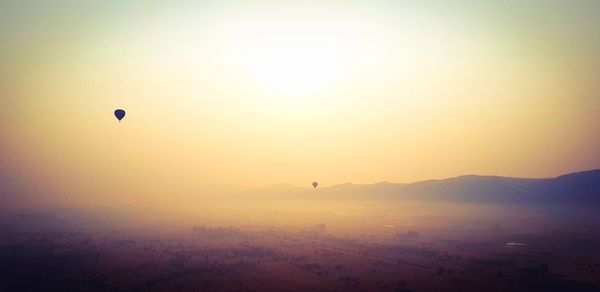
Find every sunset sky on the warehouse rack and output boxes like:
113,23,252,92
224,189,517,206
1,1,599,205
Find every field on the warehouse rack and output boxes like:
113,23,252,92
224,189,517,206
2,200,599,291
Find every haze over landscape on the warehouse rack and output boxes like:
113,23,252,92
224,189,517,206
1,1,600,291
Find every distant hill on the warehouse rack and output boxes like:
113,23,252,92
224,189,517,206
257,169,600,204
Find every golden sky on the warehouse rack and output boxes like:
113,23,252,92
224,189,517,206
1,1,599,204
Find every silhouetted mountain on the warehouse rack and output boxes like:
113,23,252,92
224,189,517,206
527,169,600,203
260,169,600,204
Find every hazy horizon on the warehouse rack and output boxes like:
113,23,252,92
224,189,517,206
2,1,600,209
1,2,600,291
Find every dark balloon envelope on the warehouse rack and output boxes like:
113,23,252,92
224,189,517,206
312,181,318,188
114,109,126,122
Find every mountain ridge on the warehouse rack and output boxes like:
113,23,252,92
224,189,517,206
255,169,600,204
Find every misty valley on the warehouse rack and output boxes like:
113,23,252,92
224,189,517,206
2,171,600,291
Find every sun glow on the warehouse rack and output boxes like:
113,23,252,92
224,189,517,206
4,1,596,192
244,43,341,98
211,6,390,99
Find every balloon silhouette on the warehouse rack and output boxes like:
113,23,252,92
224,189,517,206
312,181,318,189
114,109,126,122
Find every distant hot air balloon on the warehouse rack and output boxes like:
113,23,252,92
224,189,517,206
312,181,318,189
114,109,126,122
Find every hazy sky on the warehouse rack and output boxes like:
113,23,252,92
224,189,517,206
1,1,599,204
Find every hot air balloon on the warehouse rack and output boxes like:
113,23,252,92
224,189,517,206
312,181,318,189
114,109,126,122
